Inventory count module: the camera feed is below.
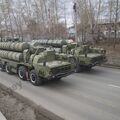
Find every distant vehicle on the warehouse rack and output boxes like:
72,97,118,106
0,42,73,86
0,37,21,42
31,39,107,72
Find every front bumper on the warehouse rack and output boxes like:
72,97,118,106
46,70,73,80
88,57,107,67
80,56,107,68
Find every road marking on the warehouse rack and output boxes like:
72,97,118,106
108,84,120,89
0,112,7,120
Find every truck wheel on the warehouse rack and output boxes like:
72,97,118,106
0,64,5,71
53,77,61,81
5,63,12,74
85,66,92,71
69,58,76,68
30,70,43,86
18,66,27,80
69,58,79,73
57,77,61,81
75,65,80,73
75,65,84,73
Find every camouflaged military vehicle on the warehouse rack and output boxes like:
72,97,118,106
0,42,73,86
0,37,21,42
31,39,106,72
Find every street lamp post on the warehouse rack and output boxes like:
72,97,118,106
73,2,78,43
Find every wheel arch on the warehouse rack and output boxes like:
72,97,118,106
17,64,35,72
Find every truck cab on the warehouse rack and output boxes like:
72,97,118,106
0,42,73,86
30,40,107,72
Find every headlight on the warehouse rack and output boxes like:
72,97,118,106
101,50,106,54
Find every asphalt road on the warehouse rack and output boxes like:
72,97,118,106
0,66,120,120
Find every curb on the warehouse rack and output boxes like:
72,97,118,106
101,64,120,69
0,83,64,120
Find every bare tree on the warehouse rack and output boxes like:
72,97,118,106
0,0,68,40
114,0,119,48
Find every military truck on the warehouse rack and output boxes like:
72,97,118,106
31,39,106,72
0,42,73,86
0,37,21,42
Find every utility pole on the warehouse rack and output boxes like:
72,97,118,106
63,3,68,38
108,0,112,42
114,0,119,48
48,8,51,38
73,2,78,43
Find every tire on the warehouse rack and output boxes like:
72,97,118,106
69,58,76,68
5,63,12,74
18,66,27,80
69,58,83,73
0,64,5,71
30,70,43,86
75,65,80,73
56,77,61,81
69,58,79,73
53,77,61,81
85,66,92,71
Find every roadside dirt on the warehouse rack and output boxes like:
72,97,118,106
96,43,120,66
0,87,53,120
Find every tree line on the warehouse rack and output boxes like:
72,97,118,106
0,0,120,48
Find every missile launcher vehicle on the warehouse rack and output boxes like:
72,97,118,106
31,39,106,72
0,42,73,86
0,37,21,42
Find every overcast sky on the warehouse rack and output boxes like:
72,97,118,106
10,0,74,27
63,0,74,27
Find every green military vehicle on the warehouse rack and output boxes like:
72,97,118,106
0,42,73,86
0,37,21,42
31,39,106,72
